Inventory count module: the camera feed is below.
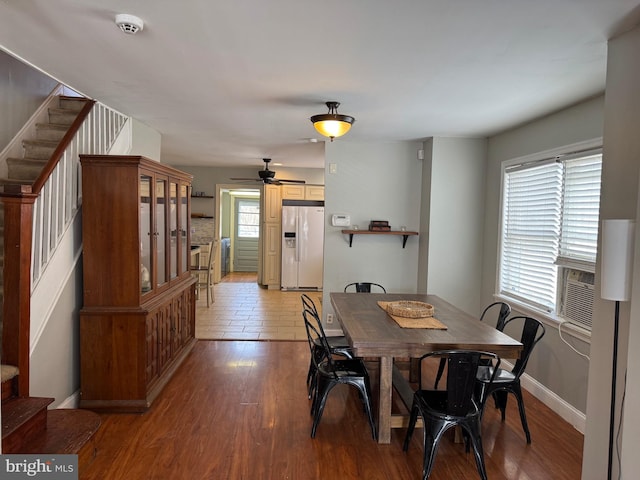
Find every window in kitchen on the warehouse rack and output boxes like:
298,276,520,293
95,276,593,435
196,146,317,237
498,148,602,330
237,199,260,238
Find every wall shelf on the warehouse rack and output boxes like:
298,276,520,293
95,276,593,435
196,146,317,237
191,195,214,198
341,229,418,248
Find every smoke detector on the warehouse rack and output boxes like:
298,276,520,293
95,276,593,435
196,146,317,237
115,14,144,34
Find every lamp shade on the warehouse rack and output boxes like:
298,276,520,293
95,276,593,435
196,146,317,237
601,219,635,301
310,102,354,141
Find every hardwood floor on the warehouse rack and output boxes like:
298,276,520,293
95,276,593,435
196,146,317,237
80,339,583,479
80,276,583,479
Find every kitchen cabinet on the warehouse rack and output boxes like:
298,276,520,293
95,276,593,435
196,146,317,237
304,185,324,201
281,185,325,201
258,184,281,288
281,184,305,200
79,155,196,412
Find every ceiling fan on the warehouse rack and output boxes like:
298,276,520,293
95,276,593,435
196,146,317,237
231,158,306,185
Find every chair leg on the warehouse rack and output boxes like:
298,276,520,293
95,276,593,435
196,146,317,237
422,418,448,480
512,384,532,443
310,379,336,438
206,273,212,307
463,420,488,480
403,400,420,451
434,357,446,389
494,390,508,421
354,378,377,440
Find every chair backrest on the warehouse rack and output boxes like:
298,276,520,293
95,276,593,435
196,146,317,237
206,241,216,273
479,301,511,331
303,309,337,378
301,293,319,319
504,316,545,379
419,350,500,416
344,282,387,293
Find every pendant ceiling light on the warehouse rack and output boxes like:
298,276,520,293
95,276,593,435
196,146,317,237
310,101,355,141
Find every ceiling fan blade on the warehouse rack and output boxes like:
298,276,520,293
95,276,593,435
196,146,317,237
229,177,262,181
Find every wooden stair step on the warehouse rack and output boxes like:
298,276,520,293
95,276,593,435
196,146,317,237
2,397,54,452
19,409,101,469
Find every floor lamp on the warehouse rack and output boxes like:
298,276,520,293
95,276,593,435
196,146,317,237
601,219,635,480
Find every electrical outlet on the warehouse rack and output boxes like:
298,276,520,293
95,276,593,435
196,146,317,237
326,313,334,324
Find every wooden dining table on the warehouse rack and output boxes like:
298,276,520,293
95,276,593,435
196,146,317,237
330,292,523,444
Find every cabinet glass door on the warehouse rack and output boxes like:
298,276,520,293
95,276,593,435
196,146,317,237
180,183,189,275
169,182,178,279
156,178,168,288
140,175,153,294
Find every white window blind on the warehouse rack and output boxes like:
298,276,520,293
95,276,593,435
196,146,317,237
499,148,602,320
500,161,563,312
557,154,602,270
237,200,260,238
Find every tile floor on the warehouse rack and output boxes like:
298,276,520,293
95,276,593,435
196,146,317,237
195,272,321,341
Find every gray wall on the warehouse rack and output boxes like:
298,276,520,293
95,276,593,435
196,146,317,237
322,140,423,319
0,51,57,147
483,95,604,417
29,265,83,402
421,137,488,316
583,25,640,480
132,118,161,161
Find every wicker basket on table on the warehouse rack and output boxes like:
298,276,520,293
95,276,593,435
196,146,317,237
385,301,434,318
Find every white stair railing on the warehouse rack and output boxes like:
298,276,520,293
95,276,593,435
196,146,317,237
30,101,130,289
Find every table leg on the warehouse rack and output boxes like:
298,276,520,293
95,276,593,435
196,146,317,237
378,356,393,444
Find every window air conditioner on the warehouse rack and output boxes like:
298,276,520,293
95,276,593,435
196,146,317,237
561,269,594,330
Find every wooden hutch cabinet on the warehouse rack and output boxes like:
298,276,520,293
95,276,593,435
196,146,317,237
79,155,196,412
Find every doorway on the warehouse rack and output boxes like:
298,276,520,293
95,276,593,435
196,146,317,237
233,197,259,271
215,186,260,279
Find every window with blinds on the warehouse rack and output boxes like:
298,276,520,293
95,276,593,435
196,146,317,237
499,150,602,324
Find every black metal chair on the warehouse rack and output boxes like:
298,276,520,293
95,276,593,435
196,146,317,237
301,294,353,399
303,309,377,439
344,282,387,293
403,350,500,480
434,301,511,389
475,316,545,444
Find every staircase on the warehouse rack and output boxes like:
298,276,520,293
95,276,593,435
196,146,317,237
1,95,101,462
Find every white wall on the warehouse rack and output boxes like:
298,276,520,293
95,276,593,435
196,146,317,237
583,25,640,480
420,137,488,316
322,140,422,320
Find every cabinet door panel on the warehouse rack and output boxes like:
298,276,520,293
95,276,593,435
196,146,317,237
179,182,190,275
156,303,172,373
282,185,304,200
170,181,178,279
145,314,159,386
140,175,153,295
155,179,168,288
263,223,281,285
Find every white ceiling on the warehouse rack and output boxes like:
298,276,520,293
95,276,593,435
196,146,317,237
1,1,639,169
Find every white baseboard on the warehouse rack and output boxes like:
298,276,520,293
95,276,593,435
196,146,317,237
57,390,80,409
324,327,344,337
512,361,586,434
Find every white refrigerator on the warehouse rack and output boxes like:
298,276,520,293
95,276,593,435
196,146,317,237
281,203,324,290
